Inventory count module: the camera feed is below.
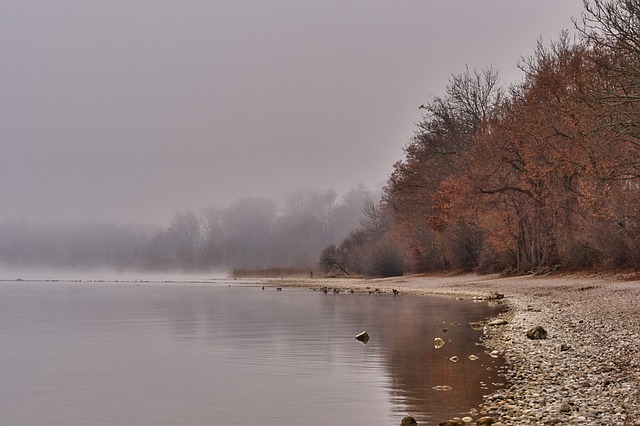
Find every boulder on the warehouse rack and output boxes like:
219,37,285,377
526,325,548,340
476,417,495,425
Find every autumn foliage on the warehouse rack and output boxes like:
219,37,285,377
376,1,640,274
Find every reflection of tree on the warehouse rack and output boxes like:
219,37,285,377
362,297,506,424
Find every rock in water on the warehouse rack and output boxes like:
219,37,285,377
526,325,548,340
401,415,418,426
355,331,369,344
469,321,484,330
476,417,495,425
434,337,445,348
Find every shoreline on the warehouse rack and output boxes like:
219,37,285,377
259,273,640,425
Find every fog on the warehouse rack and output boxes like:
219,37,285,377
0,186,379,274
1,1,584,227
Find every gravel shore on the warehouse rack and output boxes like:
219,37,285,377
264,273,640,425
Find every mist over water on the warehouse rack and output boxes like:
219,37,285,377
0,281,506,425
0,266,229,283
0,187,378,273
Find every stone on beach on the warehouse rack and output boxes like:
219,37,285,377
401,415,418,425
437,420,465,426
526,325,548,340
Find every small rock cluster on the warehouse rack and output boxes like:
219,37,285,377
476,280,640,425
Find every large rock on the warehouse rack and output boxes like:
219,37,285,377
476,417,495,425
526,325,548,340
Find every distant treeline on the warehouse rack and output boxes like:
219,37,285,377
323,1,640,276
0,186,378,273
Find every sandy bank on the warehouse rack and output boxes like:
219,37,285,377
260,273,640,425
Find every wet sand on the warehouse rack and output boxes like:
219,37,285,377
259,273,640,425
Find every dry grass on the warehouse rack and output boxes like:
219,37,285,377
230,267,317,279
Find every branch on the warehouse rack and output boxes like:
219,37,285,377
477,186,534,197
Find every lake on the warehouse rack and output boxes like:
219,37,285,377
0,280,506,425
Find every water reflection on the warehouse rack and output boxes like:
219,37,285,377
0,282,505,426
366,296,506,424
156,286,505,424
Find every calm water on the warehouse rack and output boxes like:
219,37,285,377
0,281,506,425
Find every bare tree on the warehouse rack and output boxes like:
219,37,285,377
166,212,204,266
359,199,385,237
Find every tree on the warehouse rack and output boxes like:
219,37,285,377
359,198,386,237
319,244,350,276
385,66,504,271
575,1,640,180
442,36,595,271
574,0,640,265
329,184,380,240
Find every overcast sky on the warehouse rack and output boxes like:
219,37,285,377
1,1,585,226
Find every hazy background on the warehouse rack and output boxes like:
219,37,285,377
1,0,585,227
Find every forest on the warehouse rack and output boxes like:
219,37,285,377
2,0,639,277
322,0,640,276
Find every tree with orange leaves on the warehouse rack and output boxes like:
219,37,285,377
385,66,503,271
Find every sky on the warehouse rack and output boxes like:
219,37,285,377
1,0,586,226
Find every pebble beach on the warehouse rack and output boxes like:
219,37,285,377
267,273,640,425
